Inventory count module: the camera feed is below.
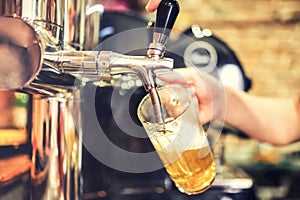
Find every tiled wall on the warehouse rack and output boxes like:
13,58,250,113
171,0,300,97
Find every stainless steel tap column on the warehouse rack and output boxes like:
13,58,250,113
31,89,82,200
0,1,91,199
0,0,177,199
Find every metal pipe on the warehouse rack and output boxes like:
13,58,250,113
31,90,82,200
0,16,173,92
0,1,85,199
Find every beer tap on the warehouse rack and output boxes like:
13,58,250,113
0,0,179,93
44,0,180,92
145,0,179,91
147,0,180,59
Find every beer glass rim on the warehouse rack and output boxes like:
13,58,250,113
137,84,191,125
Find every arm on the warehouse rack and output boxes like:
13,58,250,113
225,87,300,145
159,68,300,145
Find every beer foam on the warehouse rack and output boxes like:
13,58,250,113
150,122,210,164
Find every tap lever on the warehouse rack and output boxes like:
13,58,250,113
155,0,180,37
147,0,179,58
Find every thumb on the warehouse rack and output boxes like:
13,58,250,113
158,68,197,86
145,0,161,12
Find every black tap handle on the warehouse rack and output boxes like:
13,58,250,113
155,0,179,36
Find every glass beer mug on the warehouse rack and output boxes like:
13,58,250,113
138,85,216,195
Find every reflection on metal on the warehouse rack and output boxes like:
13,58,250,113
43,50,173,91
20,0,100,51
31,90,82,200
0,15,173,92
0,16,43,90
0,1,92,199
0,0,22,16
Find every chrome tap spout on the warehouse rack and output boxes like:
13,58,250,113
43,51,173,91
0,16,173,92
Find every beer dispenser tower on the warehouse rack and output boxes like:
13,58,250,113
0,0,179,199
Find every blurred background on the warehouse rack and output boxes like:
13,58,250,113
169,0,300,98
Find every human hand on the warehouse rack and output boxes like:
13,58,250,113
145,0,162,12
158,68,226,125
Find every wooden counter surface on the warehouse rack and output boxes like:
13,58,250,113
0,154,31,187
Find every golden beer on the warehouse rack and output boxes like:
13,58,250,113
138,85,216,195
148,127,216,195
164,147,216,195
